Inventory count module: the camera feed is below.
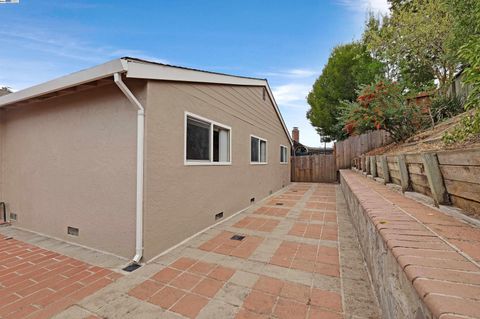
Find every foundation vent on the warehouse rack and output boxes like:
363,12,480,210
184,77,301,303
215,212,224,220
67,226,79,236
9,213,17,221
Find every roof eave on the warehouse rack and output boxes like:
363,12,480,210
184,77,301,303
0,59,128,108
124,58,266,86
0,57,293,145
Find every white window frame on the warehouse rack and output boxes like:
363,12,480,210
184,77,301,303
280,145,289,164
250,134,268,165
184,112,232,166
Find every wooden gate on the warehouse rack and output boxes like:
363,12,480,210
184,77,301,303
291,154,337,183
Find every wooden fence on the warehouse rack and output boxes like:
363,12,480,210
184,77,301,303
335,130,392,169
352,148,480,219
291,154,337,183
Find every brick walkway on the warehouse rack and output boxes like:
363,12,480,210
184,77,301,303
0,235,122,319
46,183,378,319
1,183,380,319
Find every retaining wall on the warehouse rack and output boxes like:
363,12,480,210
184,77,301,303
340,172,431,319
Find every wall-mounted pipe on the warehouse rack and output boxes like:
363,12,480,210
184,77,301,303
0,202,6,223
113,73,144,263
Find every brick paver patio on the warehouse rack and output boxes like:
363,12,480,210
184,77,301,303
0,235,122,319
1,183,381,318
116,183,380,319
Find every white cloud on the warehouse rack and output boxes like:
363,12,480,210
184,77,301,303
0,27,168,90
336,0,389,15
258,68,319,79
272,83,311,108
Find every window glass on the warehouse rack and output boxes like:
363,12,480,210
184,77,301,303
186,117,210,161
251,136,267,163
213,125,230,162
251,137,259,162
280,146,288,163
260,140,267,162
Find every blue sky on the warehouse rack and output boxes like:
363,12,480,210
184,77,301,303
0,0,388,146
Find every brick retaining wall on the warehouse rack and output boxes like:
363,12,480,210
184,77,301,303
340,169,480,319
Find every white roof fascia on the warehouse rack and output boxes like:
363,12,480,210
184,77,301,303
0,59,127,108
125,59,266,86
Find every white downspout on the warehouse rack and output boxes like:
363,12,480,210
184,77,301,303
113,72,144,263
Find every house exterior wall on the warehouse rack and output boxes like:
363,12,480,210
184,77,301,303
0,110,4,208
143,81,291,261
2,81,144,258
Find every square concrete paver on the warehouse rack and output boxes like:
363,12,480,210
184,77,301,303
2,183,381,318
236,275,342,319
270,241,340,277
232,217,280,233
253,206,290,218
0,235,122,319
288,223,338,241
128,257,235,318
198,231,263,259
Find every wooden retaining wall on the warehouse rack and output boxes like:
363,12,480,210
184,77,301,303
291,154,337,183
352,148,480,219
437,149,480,216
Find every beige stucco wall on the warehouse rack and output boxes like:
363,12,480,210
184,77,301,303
143,81,291,261
2,81,144,258
0,110,4,205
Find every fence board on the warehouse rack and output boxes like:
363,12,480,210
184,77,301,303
444,179,480,202
437,149,480,166
391,176,402,186
450,195,480,217
440,165,480,184
389,169,401,179
407,163,424,175
334,130,392,169
291,154,336,183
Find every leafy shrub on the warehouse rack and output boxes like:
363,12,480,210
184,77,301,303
443,110,480,144
429,95,464,125
340,79,425,142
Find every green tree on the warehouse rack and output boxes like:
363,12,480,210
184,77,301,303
364,0,456,95
444,0,480,56
306,42,384,141
442,0,480,143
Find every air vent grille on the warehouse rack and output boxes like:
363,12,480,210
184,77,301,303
67,226,79,236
